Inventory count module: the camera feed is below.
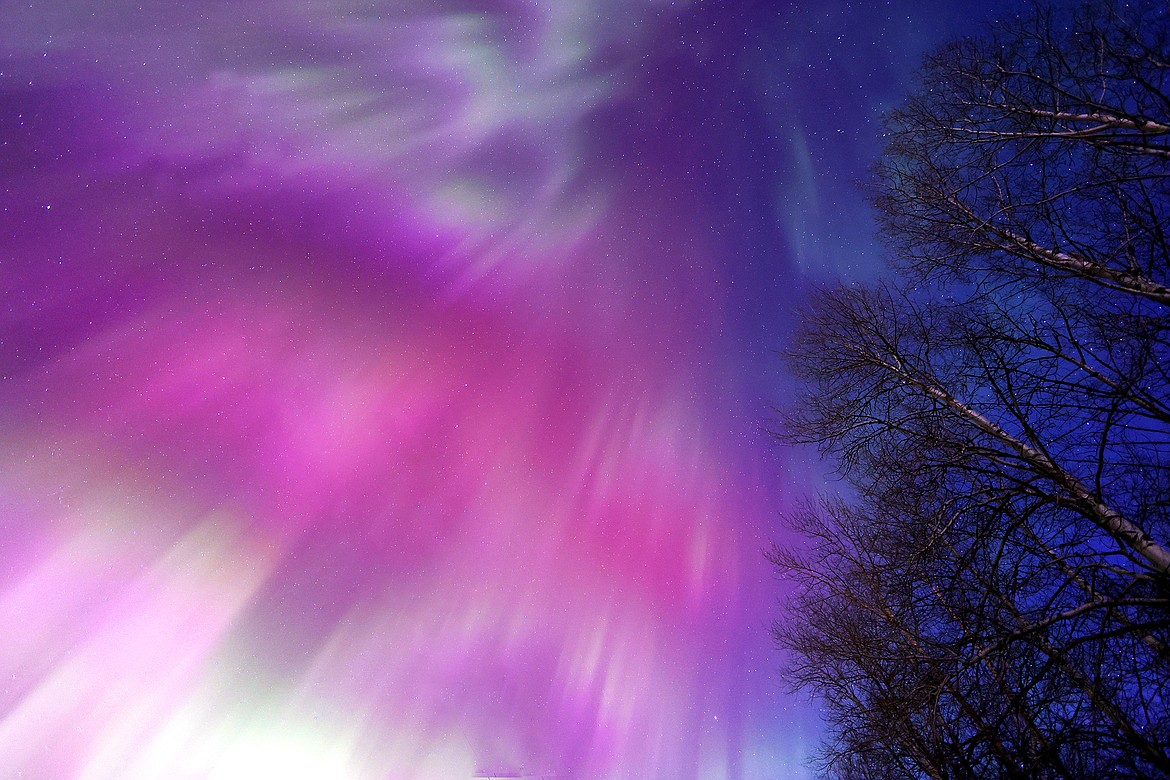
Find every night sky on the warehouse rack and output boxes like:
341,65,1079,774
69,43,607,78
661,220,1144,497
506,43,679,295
2,1,1030,778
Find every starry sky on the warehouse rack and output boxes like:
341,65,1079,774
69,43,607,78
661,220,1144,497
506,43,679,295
1,1,1027,778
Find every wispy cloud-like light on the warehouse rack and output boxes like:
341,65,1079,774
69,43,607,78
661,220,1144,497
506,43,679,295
0,2,797,777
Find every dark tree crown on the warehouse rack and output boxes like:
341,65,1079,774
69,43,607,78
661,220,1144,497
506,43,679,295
775,3,1170,778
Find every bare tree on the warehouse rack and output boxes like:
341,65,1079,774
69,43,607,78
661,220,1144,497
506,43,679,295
775,4,1170,777
876,2,1170,303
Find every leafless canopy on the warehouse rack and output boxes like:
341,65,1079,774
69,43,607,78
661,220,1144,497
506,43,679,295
773,4,1170,778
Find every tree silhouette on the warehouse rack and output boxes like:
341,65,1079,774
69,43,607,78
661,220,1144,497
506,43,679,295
774,4,1170,777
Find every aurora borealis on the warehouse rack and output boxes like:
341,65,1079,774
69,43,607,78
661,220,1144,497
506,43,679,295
2,2,1019,777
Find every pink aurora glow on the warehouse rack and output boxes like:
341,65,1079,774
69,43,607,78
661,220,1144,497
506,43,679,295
0,3,804,778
